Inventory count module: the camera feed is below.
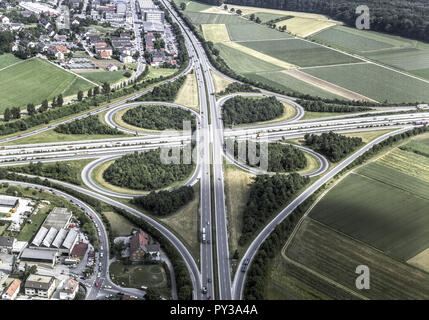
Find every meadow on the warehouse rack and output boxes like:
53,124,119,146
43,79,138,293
78,70,127,85
226,23,294,41
0,54,21,70
0,58,93,111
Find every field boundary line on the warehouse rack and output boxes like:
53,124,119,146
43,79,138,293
298,61,368,70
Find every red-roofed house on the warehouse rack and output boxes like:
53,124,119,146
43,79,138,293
129,230,148,262
2,279,21,300
55,45,69,53
59,278,79,300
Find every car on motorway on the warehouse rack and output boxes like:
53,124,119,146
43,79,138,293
207,278,211,283
241,265,247,272
244,258,250,265
95,282,99,287
201,286,207,294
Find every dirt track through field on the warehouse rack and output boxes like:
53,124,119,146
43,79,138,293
283,69,379,102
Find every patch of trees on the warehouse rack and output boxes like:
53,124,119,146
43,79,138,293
138,76,186,102
0,31,14,54
103,150,194,191
7,161,82,185
222,96,283,125
3,107,21,121
55,115,122,135
230,141,307,172
304,132,363,162
0,169,193,300
297,100,371,113
132,186,194,216
239,173,310,245
122,105,195,130
218,82,260,96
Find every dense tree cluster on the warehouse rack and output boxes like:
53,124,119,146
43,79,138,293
103,150,194,191
138,76,186,102
218,82,260,96
122,105,195,130
230,141,307,172
297,100,371,113
132,186,194,216
0,31,14,54
54,115,122,135
7,161,81,185
239,173,309,245
222,96,283,125
304,132,363,162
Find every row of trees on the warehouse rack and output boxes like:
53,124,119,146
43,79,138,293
7,161,82,185
297,99,372,113
122,105,195,131
222,96,284,125
54,115,122,135
132,186,195,216
218,82,260,96
229,141,307,172
0,65,185,136
304,132,363,162
138,76,186,102
103,150,194,191
239,173,310,245
3,107,21,121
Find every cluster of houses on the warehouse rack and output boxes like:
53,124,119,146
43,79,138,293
89,0,133,29
1,274,80,300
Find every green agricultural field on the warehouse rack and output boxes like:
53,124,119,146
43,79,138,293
283,218,429,299
0,58,93,111
245,71,344,100
366,48,429,71
104,211,136,236
303,63,429,103
240,39,360,67
184,12,251,25
309,172,429,261
310,25,414,54
411,68,429,81
0,54,21,69
215,43,283,74
79,71,128,85
226,23,294,42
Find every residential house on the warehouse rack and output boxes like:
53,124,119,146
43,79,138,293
1,16,9,25
106,64,118,71
147,244,160,260
59,278,79,300
119,53,132,63
24,274,55,298
129,230,148,262
1,279,21,300
0,237,16,253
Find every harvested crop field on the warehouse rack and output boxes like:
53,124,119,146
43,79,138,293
275,17,337,38
201,24,230,42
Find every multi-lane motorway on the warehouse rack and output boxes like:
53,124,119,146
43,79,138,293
1,0,428,301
